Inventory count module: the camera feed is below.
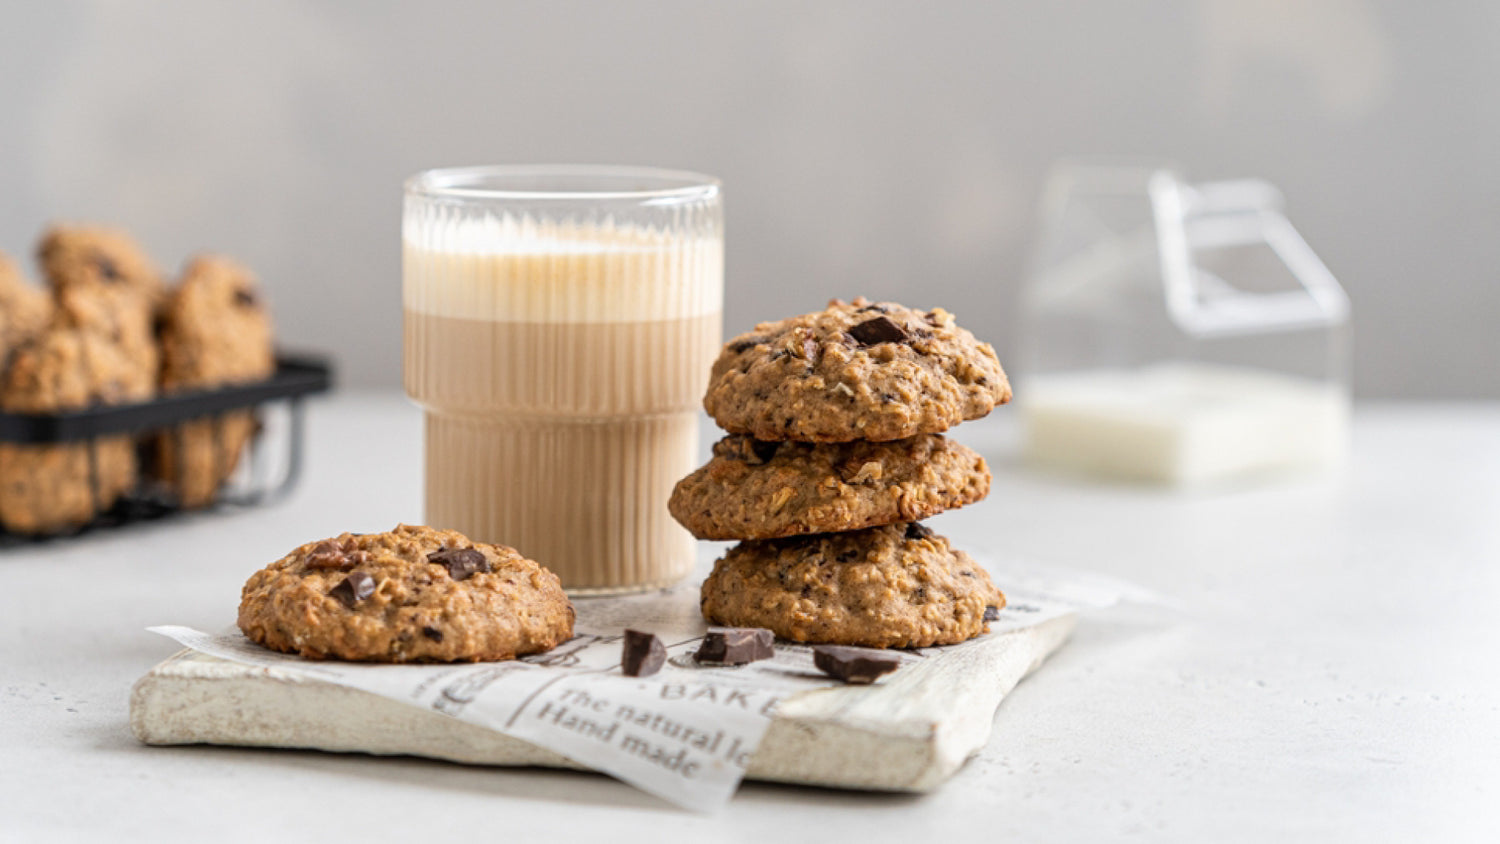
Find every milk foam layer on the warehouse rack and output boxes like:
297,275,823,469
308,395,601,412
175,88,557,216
403,221,722,323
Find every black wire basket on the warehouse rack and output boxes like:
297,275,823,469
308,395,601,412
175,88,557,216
0,355,332,543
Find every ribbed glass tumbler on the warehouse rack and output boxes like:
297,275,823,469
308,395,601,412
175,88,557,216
403,166,723,594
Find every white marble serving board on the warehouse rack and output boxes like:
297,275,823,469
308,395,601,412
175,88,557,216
131,614,1074,793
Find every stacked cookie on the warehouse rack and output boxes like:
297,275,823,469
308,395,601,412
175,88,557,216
669,297,1011,648
0,225,273,534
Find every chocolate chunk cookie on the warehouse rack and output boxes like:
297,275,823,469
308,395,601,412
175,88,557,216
0,327,145,534
238,524,576,662
0,252,51,367
669,433,990,540
154,255,275,508
40,225,164,398
703,298,1010,442
700,522,1006,648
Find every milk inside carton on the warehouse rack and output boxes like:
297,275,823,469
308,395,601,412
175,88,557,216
1018,163,1351,486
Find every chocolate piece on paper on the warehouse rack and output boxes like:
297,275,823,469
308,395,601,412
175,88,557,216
621,629,667,677
848,316,909,347
428,547,490,581
983,605,1001,622
812,644,901,684
329,572,376,609
695,626,774,665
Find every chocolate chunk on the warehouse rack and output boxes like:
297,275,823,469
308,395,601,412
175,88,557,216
306,539,368,570
813,645,901,684
233,288,259,308
983,606,1001,622
848,316,909,347
621,629,667,677
728,335,767,353
306,540,353,570
695,627,774,665
750,439,780,463
428,547,490,580
857,303,891,314
904,522,934,541
329,571,375,609
422,625,445,642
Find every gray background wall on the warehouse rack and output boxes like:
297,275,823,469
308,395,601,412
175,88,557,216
1,0,1495,398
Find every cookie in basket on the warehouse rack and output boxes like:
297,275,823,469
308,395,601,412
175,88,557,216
0,251,51,366
0,326,147,534
702,297,1010,443
669,433,990,540
40,224,164,398
154,255,275,508
699,522,1005,648
238,524,575,662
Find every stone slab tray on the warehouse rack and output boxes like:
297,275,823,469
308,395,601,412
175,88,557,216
130,614,1074,793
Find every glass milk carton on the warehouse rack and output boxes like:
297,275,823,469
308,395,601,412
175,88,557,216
1017,161,1351,485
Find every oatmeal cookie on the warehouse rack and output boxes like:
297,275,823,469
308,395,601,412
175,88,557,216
702,298,1010,442
237,524,576,662
154,255,275,508
0,252,51,366
39,224,164,397
38,223,165,307
0,327,145,534
700,522,1005,648
669,433,990,540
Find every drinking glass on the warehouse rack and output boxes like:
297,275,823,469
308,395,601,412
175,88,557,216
403,165,723,593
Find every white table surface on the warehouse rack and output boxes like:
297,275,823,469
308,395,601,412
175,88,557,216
2,394,1497,842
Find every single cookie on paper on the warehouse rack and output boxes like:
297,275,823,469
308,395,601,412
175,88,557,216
0,326,146,534
700,522,1006,649
702,297,1010,443
238,524,576,663
669,433,990,540
154,254,275,508
39,224,164,398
